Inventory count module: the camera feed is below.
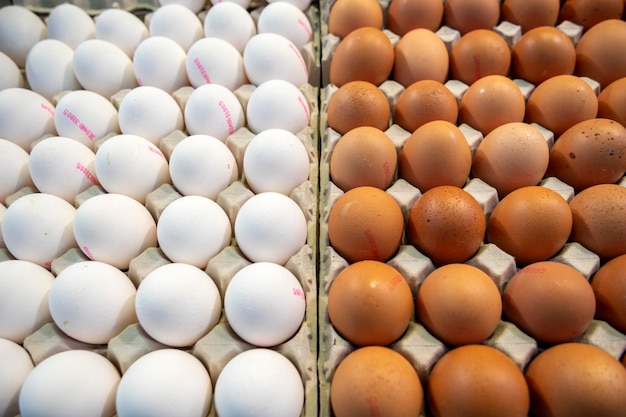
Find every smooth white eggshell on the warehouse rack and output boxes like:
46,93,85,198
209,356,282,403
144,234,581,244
48,261,137,345
149,3,203,51
117,86,184,144
94,8,149,58
0,88,56,151
0,5,47,68
135,263,222,347
133,36,190,94
203,2,256,54
0,138,35,204
225,262,306,347
18,350,120,417
214,348,304,417
0,51,25,90
0,338,34,417
243,33,308,87
73,193,157,270
2,193,77,269
266,0,312,11
46,3,95,49
234,192,307,264
168,134,238,199
257,2,312,50
0,260,55,343
246,79,311,134
25,39,81,103
184,83,245,140
116,349,212,417
186,37,247,90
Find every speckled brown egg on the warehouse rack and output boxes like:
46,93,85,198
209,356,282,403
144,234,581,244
393,80,458,133
591,254,626,334
560,0,624,32
486,186,573,266
449,29,512,86
569,183,626,260
443,0,500,35
417,264,502,346
327,0,383,39
598,77,626,127
547,118,626,192
428,344,530,417
525,343,626,417
500,0,560,33
575,19,626,89
386,0,444,35
326,80,390,135
393,28,449,88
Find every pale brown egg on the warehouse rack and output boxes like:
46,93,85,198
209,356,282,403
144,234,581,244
386,0,444,35
487,186,573,266
328,260,414,346
328,186,404,263
327,0,383,39
398,120,471,192
569,183,626,260
547,118,626,192
500,0,560,33
560,0,624,31
407,186,486,266
326,80,390,135
459,75,526,135
598,77,626,127
443,0,500,35
525,74,598,138
502,261,596,345
525,343,626,417
511,26,576,85
449,29,512,85
472,122,550,198
575,19,626,89
329,126,397,191
591,254,626,334
393,28,449,88
428,345,530,417
393,80,458,133
330,346,424,417
417,264,502,346
329,27,394,87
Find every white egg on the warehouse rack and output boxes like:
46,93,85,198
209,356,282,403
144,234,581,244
168,134,238,199
214,348,304,417
243,128,310,195
0,138,35,204
18,350,120,417
246,79,311,134
243,33,308,87
266,0,312,11
157,196,232,268
0,51,25,90
116,349,212,417
203,2,256,54
234,192,307,264
149,3,203,51
54,89,120,150
48,261,137,345
118,86,184,144
0,88,56,151
135,263,222,347
209,0,251,8
225,262,306,347
133,36,190,94
73,39,137,98
184,83,245,140
73,193,157,270
94,8,149,58
0,260,54,343
0,338,34,417
2,193,77,269
25,39,81,102
186,37,247,90
46,3,95,49
0,5,46,68
257,2,312,50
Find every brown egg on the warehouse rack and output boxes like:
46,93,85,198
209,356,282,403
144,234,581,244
525,74,598,138
386,0,444,35
443,0,500,35
329,126,397,192
328,260,414,346
329,27,394,87
327,0,383,39
398,120,471,192
591,254,626,334
472,122,550,198
330,346,423,417
487,186,573,266
598,77,626,127
503,261,596,345
560,0,624,31
525,343,626,417
500,0,560,33
407,186,486,266
459,75,526,135
511,26,576,85
417,264,502,346
328,186,404,263
428,345,530,417
569,183,626,260
575,19,626,89
547,118,626,192
326,80,390,135
449,29,512,86
393,28,449,88
393,80,458,133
